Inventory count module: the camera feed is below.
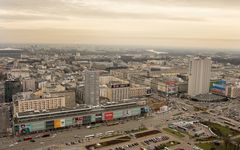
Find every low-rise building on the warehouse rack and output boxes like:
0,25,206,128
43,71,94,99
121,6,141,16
13,93,65,115
129,84,151,98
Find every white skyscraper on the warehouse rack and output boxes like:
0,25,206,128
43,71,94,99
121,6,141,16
188,57,212,97
84,70,100,106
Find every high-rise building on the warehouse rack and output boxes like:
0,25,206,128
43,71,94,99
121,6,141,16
188,57,212,97
0,103,11,137
21,78,36,92
84,70,99,106
4,80,22,102
106,81,130,102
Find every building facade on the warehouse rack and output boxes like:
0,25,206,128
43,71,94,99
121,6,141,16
13,96,65,114
84,70,100,106
14,102,149,136
22,78,36,92
188,57,212,97
4,80,22,102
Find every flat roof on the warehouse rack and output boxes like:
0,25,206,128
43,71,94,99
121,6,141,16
16,101,141,119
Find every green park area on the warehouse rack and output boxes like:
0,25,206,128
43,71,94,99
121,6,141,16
196,142,225,150
163,128,185,138
202,121,240,138
235,137,240,143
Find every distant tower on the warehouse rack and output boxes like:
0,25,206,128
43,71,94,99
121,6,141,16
75,52,81,60
84,70,100,106
4,80,22,102
188,57,212,97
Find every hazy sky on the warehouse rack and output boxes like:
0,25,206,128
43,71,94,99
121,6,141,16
0,0,240,49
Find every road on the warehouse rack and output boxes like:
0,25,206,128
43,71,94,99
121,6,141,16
0,109,187,150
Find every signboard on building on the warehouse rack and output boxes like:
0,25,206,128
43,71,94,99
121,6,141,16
104,112,113,121
74,116,83,125
54,119,65,128
19,124,32,134
123,109,131,117
210,79,226,95
111,84,130,88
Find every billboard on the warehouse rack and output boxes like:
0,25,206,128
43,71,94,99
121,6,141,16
104,112,113,121
210,79,226,95
95,113,102,122
123,109,131,117
82,115,91,125
167,86,177,94
19,124,32,134
113,110,123,119
111,83,130,88
74,116,83,125
46,120,54,129
54,119,65,128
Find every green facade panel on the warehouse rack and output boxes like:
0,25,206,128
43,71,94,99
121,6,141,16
30,121,45,131
113,110,123,119
91,114,96,122
65,117,74,126
130,107,141,116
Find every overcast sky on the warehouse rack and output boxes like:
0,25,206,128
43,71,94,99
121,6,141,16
0,0,240,49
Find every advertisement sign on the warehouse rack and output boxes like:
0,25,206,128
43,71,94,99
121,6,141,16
123,109,131,117
46,120,54,129
104,112,113,121
54,119,65,128
83,115,92,125
111,84,130,88
165,81,176,86
19,124,32,134
167,86,177,94
74,116,83,125
210,79,226,95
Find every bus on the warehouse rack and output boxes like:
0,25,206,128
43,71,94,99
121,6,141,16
105,130,114,135
23,137,32,141
84,134,95,139
182,107,188,111
224,121,236,127
107,122,119,126
42,133,50,138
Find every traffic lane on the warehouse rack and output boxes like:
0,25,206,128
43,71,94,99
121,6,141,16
1,110,178,150
1,117,157,150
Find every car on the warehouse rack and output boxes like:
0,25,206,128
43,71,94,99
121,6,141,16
86,125,91,129
71,141,76,145
65,142,71,146
42,133,50,138
23,137,32,141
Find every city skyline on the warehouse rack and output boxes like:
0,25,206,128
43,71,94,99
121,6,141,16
0,0,240,49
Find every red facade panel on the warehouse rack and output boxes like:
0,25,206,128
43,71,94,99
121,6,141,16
104,112,113,121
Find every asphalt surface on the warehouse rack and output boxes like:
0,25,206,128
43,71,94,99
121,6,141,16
1,97,239,150
0,110,181,150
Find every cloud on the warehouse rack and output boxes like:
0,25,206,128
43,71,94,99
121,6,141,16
0,0,240,47
0,0,239,23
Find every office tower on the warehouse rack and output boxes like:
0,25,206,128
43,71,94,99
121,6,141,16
84,70,99,106
188,57,212,97
4,80,22,102
0,104,11,137
107,81,130,102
